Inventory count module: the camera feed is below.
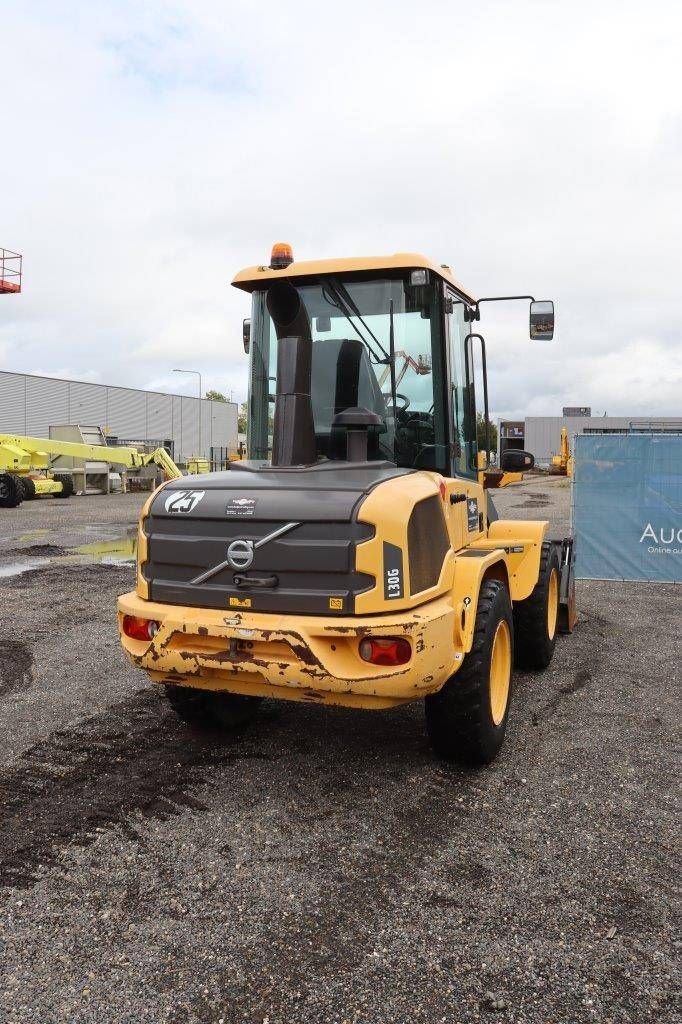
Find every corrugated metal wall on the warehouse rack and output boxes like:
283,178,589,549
525,416,681,465
0,370,237,460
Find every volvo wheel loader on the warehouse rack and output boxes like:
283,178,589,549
118,245,575,764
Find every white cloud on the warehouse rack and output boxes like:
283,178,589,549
1,0,681,419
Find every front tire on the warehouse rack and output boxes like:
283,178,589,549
425,579,514,765
18,476,36,500
52,473,74,498
513,542,560,670
0,473,22,508
164,685,262,730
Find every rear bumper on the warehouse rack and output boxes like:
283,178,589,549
117,591,460,709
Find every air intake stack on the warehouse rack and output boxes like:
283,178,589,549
266,281,316,467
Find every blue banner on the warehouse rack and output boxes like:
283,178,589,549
573,433,682,583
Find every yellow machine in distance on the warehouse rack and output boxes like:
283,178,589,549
0,433,181,508
119,245,575,765
550,427,574,477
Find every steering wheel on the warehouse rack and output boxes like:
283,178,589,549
383,392,410,414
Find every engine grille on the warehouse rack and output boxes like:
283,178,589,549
407,494,450,595
143,514,374,615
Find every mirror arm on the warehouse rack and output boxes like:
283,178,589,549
464,295,536,322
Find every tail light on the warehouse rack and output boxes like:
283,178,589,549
122,615,160,641
358,636,411,666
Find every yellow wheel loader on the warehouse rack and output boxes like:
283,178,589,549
118,246,575,764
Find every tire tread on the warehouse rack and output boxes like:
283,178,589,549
425,579,513,765
513,542,560,670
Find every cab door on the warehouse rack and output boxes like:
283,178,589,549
445,287,477,480
444,286,485,548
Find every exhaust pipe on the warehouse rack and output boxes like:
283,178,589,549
266,282,316,466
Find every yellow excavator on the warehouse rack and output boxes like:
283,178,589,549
0,434,181,507
550,427,574,477
118,245,575,764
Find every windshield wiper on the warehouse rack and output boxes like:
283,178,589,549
320,278,389,364
332,280,390,362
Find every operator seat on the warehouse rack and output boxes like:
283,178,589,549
311,339,387,460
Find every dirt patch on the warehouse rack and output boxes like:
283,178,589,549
9,544,69,557
513,495,552,508
561,668,592,694
0,688,270,890
0,640,34,699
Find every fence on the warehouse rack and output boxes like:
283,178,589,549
572,433,681,583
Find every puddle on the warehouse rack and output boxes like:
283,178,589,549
75,535,137,564
0,529,138,577
0,559,50,578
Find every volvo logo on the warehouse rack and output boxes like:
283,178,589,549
227,539,255,570
189,521,301,586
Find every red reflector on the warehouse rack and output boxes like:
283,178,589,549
122,615,160,641
358,636,411,666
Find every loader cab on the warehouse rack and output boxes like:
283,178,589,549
240,254,482,480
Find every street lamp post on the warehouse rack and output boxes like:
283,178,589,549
173,368,203,459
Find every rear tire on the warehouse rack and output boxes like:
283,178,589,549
425,579,514,765
0,473,23,508
19,476,36,500
513,542,560,670
52,473,74,498
164,685,262,730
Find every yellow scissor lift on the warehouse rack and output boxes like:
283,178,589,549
0,434,182,508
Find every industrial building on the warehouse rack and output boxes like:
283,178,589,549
500,410,681,466
0,369,238,463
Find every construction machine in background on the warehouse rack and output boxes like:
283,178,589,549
0,434,181,508
550,427,574,477
0,248,22,294
118,244,575,765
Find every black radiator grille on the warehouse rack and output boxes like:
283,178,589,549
144,515,374,615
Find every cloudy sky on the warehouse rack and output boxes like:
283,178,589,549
1,0,680,421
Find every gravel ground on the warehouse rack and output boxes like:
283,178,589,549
0,477,678,1023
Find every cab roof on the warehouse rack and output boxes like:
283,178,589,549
231,252,476,303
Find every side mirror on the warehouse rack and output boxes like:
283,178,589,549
501,449,535,471
530,300,554,340
242,318,251,354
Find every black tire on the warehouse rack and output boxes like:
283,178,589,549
513,542,561,670
52,473,74,498
164,685,262,730
425,579,514,765
19,476,36,500
0,473,23,508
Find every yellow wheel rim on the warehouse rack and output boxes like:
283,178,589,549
489,619,512,726
547,568,559,641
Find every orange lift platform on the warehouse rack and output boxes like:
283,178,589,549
0,248,22,293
